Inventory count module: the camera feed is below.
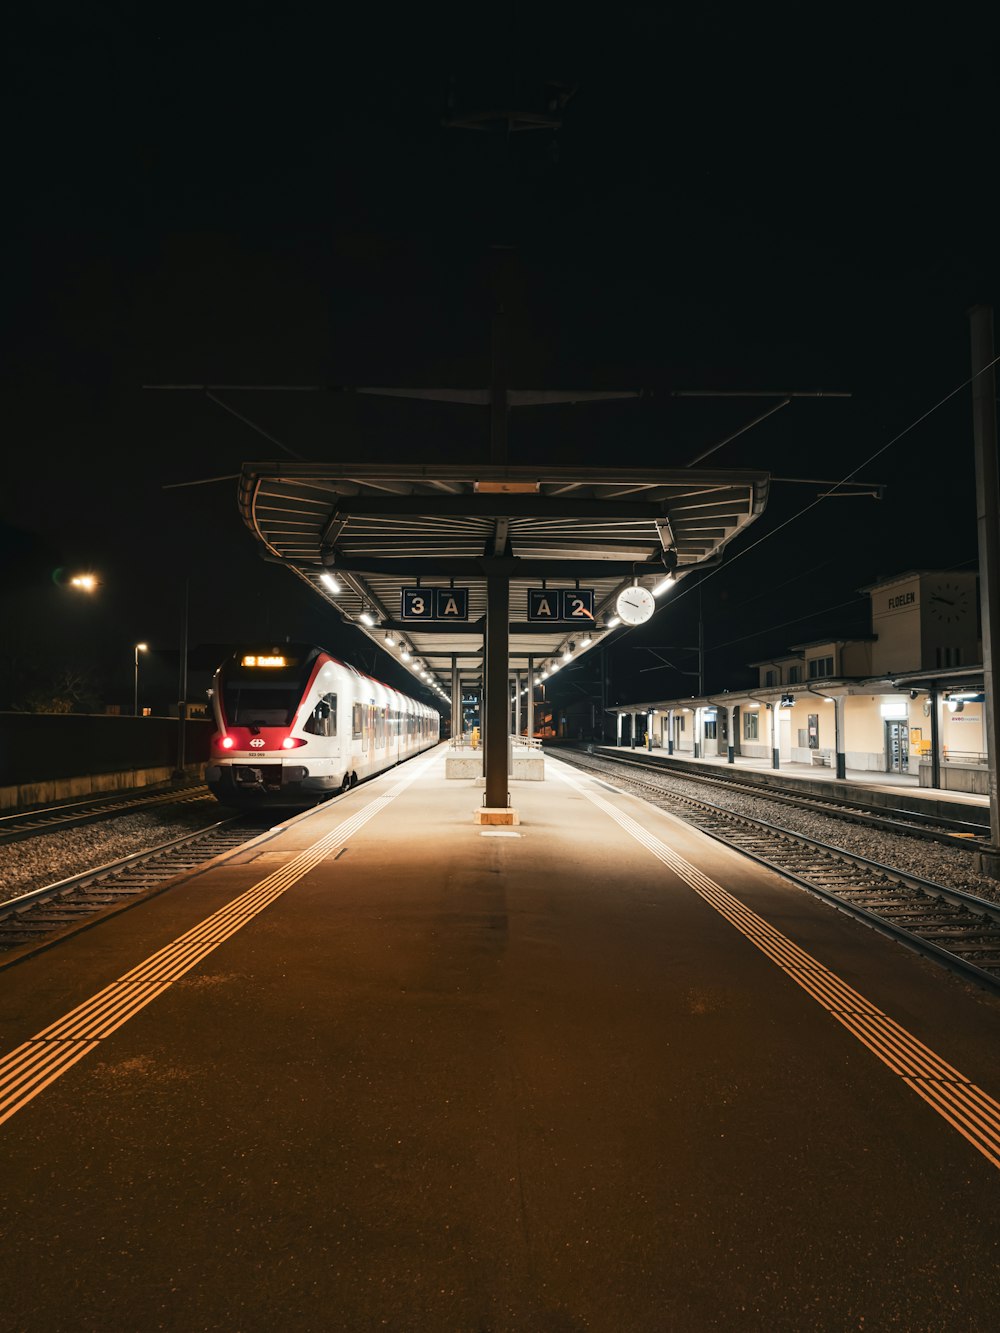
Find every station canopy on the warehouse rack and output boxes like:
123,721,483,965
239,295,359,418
237,462,770,697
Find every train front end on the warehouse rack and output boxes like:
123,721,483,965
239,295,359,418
206,645,335,807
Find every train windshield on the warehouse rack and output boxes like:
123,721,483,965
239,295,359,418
222,684,299,727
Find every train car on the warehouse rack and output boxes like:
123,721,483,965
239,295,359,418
205,643,440,807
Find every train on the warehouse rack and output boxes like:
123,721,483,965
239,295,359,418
205,643,440,807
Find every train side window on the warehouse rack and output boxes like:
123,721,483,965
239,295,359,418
305,692,337,737
352,702,364,739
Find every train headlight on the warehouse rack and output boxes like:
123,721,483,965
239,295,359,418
219,736,235,750
282,737,306,749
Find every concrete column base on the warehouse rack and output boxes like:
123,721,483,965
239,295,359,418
975,845,1000,880
475,807,520,826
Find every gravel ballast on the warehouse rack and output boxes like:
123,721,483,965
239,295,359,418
2,770,999,911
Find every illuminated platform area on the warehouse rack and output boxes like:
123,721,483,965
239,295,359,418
1,743,999,1329
595,743,990,822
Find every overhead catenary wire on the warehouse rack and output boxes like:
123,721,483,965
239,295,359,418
664,350,1000,609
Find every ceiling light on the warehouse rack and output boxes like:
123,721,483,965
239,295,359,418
359,610,375,627
320,572,342,595
385,631,396,647
606,616,621,628
474,480,540,494
653,574,676,597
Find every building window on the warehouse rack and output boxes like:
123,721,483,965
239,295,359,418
764,669,776,686
743,711,759,740
788,666,801,683
935,645,963,667
704,719,717,739
808,656,834,679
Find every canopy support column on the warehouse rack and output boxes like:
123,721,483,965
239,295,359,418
476,572,517,824
451,659,461,745
527,657,534,740
834,696,847,780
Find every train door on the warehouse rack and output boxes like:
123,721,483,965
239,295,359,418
885,720,909,773
779,710,793,763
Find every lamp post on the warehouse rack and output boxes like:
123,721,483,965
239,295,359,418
133,643,148,716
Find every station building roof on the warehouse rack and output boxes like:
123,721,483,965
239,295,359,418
608,665,987,716
237,461,770,698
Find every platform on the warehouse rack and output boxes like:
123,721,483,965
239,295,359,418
1,742,999,1329
595,743,991,824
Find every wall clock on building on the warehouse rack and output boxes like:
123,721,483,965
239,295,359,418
927,581,971,624
615,584,655,625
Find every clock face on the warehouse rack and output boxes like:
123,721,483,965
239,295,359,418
615,585,655,625
927,581,971,624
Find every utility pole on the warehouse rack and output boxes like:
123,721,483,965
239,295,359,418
970,306,1000,875
174,579,189,781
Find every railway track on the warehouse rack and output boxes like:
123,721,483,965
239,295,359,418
0,783,213,845
568,746,989,846
0,814,277,955
559,749,1000,993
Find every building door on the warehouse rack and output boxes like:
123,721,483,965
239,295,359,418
885,721,909,773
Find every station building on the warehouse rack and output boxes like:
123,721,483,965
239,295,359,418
611,570,989,795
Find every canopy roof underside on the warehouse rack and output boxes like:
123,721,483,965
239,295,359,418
237,463,770,699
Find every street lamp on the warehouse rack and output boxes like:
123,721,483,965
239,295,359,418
133,643,148,716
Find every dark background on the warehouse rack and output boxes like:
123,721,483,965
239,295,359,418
4,4,998,717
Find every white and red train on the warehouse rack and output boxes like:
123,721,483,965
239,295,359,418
206,644,440,807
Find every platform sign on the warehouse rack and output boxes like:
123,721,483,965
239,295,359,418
527,589,595,621
527,589,559,621
401,587,469,621
434,588,468,620
401,588,435,620
560,589,595,621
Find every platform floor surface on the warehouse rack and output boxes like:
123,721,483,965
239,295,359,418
595,743,991,807
1,745,999,1331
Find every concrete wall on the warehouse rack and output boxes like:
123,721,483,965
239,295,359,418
870,574,922,675
0,712,212,811
841,641,873,675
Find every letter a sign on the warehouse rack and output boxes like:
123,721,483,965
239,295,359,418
528,590,558,621
435,588,468,620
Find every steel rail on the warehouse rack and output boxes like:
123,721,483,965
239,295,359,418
0,815,277,957
0,784,213,845
574,747,990,845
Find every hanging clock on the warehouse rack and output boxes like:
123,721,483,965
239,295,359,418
615,584,655,625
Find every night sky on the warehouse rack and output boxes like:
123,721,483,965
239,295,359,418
5,6,998,716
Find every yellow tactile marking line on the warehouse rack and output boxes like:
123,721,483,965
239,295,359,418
0,755,438,1127
553,762,1000,1172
